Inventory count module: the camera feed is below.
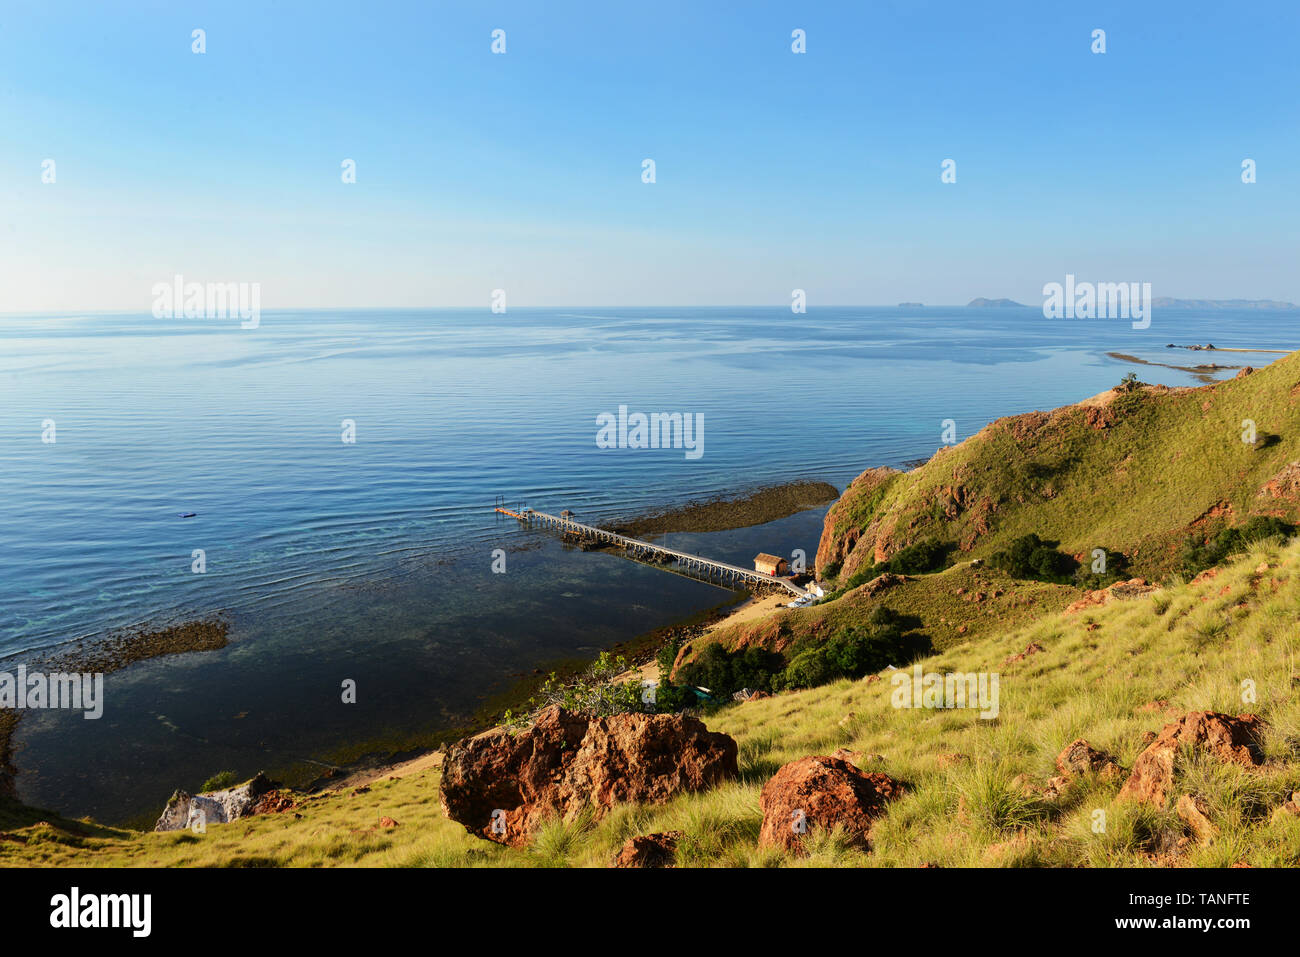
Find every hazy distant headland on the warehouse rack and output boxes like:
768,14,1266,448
965,296,1296,310
1151,298,1297,309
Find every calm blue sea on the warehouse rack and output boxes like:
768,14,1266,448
1,305,1297,820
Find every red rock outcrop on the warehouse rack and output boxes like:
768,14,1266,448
1064,578,1157,614
1003,641,1044,665
1257,461,1300,502
1175,794,1217,845
614,831,682,868
815,467,900,576
1055,739,1122,780
1118,711,1265,806
758,755,902,854
439,706,738,847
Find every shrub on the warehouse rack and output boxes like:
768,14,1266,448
777,606,928,690
675,607,930,698
1178,517,1293,576
503,652,646,727
886,540,951,575
989,533,1078,583
1073,547,1131,590
677,644,784,698
200,771,239,793
832,539,952,597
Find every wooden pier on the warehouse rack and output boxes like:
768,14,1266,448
496,506,810,599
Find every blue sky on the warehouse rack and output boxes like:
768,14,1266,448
2,0,1297,310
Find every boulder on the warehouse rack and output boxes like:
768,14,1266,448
1176,794,1218,845
1003,641,1044,665
1055,739,1123,780
1065,579,1156,614
439,706,738,847
758,755,902,854
1118,711,1265,806
1043,775,1070,799
614,831,682,868
250,790,297,815
154,772,276,832
1273,792,1300,820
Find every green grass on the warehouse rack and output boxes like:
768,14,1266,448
5,537,1300,868
8,360,1300,868
819,354,1300,584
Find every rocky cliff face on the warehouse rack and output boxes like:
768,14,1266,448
814,466,901,576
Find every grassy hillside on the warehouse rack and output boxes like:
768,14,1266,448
818,355,1300,583
689,561,1077,662
6,535,1300,868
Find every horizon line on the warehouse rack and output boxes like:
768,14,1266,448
3,299,1298,317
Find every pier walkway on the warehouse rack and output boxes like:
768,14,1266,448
496,507,810,599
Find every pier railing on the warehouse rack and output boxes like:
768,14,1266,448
497,506,809,599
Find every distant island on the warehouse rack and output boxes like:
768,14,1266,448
964,296,1295,310
1151,298,1297,310
898,302,924,308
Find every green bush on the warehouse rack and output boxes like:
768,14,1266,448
200,771,239,793
503,652,646,727
1073,547,1131,590
677,644,784,698
830,539,952,598
776,606,929,690
1179,517,1293,576
885,540,951,574
676,606,931,697
988,533,1077,583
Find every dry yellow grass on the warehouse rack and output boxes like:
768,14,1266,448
4,537,1300,868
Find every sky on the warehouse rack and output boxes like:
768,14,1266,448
1,0,1298,311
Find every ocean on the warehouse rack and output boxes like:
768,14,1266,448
1,304,1297,821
